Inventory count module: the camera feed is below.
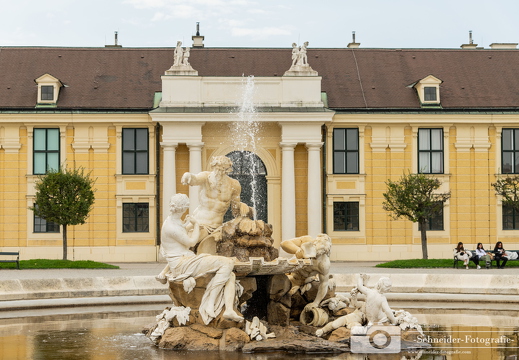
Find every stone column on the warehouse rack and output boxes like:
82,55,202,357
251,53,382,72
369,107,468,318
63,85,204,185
187,142,204,214
280,142,297,242
306,142,323,237
161,142,178,221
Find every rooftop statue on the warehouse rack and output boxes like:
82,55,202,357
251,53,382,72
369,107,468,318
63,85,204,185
165,40,198,75
285,41,317,76
157,193,243,325
181,155,254,254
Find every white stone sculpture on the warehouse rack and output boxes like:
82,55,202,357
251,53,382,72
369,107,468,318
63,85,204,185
149,306,191,341
357,273,397,326
284,41,318,76
166,41,198,75
245,316,276,341
181,155,253,254
280,234,332,310
316,288,365,337
394,309,424,335
182,47,191,66
156,193,243,325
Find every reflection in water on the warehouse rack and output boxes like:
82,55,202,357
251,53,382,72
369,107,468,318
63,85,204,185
0,306,518,360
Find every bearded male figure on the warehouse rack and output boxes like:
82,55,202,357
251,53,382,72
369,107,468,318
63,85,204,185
181,155,253,254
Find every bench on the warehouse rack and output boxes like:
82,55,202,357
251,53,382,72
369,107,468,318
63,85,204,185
453,250,519,269
0,251,20,269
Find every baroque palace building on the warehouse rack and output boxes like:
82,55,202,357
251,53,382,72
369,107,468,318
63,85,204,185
1,39,519,262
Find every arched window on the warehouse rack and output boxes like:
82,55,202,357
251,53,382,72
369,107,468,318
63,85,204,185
224,151,268,222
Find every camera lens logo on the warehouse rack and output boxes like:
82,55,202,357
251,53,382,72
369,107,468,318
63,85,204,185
350,325,401,354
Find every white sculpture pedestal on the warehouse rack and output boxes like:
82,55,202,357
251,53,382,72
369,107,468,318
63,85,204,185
284,65,318,76
165,65,198,76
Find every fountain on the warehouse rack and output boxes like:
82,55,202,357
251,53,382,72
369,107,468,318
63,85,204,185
142,42,430,356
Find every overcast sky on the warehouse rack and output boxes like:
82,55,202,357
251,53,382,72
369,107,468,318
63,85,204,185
1,0,518,49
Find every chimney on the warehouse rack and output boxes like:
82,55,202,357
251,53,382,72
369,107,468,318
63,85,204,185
347,31,360,48
461,30,478,49
489,43,518,49
105,31,122,48
192,22,205,48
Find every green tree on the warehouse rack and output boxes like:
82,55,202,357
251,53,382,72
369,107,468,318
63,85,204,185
492,175,519,211
30,167,96,260
382,172,451,259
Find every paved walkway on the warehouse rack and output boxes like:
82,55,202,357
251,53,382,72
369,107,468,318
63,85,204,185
0,261,515,280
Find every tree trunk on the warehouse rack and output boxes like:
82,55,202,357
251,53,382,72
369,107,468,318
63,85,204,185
62,224,68,260
420,220,428,259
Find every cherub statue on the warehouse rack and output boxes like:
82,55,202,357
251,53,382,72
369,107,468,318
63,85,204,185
357,273,397,325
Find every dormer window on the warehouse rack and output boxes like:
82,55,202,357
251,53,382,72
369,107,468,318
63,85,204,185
412,75,442,107
35,74,63,106
424,87,437,102
41,85,54,101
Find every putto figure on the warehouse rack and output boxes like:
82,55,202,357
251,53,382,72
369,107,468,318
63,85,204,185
157,193,243,325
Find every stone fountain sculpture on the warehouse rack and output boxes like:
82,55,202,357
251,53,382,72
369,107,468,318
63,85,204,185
144,46,428,354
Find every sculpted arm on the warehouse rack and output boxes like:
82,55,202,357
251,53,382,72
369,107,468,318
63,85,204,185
181,171,209,186
357,273,369,295
382,300,397,325
280,236,306,259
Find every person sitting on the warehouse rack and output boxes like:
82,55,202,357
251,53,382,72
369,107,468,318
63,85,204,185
454,242,476,270
475,242,492,269
493,241,508,269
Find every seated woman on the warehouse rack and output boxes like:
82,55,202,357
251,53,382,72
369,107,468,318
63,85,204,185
475,242,492,269
494,241,508,269
454,242,477,269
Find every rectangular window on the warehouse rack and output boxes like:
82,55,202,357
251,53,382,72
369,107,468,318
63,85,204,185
33,205,60,233
502,129,519,174
419,203,444,231
41,85,54,101
333,202,359,231
33,128,60,174
503,205,519,230
424,87,437,101
418,128,443,174
123,203,149,232
122,128,149,174
333,128,359,174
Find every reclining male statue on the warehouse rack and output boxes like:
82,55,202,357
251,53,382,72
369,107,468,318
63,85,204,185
156,193,243,325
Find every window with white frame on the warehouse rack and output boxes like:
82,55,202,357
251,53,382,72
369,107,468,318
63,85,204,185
333,202,359,231
122,128,149,174
502,128,519,174
333,128,359,174
122,203,149,232
33,128,60,175
33,205,60,233
418,128,443,174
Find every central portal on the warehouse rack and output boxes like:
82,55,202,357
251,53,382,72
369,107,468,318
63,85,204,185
224,151,267,223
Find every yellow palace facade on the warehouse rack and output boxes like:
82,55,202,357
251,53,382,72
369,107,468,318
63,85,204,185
1,43,519,262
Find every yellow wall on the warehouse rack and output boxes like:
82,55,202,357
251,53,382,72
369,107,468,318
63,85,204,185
327,114,519,260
